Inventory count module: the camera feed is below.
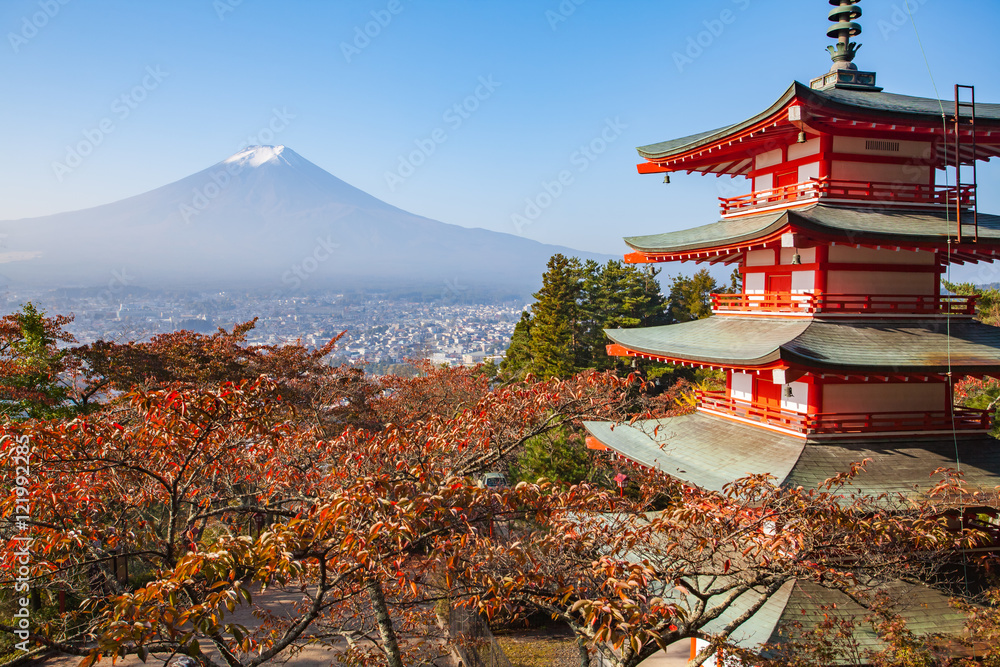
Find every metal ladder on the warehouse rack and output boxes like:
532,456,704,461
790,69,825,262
954,84,978,243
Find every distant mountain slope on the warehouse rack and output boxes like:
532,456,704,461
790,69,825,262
0,146,614,294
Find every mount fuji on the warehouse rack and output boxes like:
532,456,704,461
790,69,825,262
0,146,613,294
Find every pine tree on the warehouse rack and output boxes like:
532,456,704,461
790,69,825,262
502,257,669,378
0,303,76,419
512,427,595,486
581,261,668,370
499,311,534,379
526,254,582,379
943,280,1000,325
577,259,606,370
667,268,721,322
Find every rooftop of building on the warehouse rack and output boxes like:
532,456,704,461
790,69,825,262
637,81,1000,164
623,204,1000,261
606,316,1000,373
584,413,1000,498
704,578,968,661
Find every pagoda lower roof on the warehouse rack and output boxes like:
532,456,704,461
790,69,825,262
606,317,1000,374
624,204,1000,258
702,578,966,660
583,413,1000,498
637,81,1000,164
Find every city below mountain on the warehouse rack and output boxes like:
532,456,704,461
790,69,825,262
0,146,612,296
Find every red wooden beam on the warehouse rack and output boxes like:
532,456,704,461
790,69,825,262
637,162,670,174
605,343,786,372
586,436,611,452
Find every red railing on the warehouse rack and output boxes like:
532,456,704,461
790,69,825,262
697,392,991,435
698,392,809,432
719,178,977,217
719,181,820,215
711,293,978,316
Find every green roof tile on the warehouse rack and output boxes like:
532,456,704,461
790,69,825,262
624,205,1000,254
637,81,1000,161
583,413,1000,498
584,415,805,492
606,318,1000,373
701,579,968,660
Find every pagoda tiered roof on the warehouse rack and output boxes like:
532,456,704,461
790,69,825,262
636,81,1000,176
584,414,1000,497
589,4,1000,656
624,205,1000,264
606,318,1000,374
702,579,967,659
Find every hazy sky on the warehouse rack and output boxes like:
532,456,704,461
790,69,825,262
1,0,998,263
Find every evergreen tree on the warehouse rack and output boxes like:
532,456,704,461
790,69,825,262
526,254,582,379
499,311,534,379
581,261,668,370
943,280,1000,325
667,268,723,322
0,303,76,419
501,256,669,378
511,427,595,486
728,267,743,294
577,259,607,370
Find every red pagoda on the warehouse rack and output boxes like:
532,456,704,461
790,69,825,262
583,0,1000,656
586,2,1000,497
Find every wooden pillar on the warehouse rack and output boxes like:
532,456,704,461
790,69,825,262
815,246,829,314
934,257,943,298
818,134,833,180
806,375,823,415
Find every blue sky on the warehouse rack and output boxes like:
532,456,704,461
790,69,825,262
0,0,998,266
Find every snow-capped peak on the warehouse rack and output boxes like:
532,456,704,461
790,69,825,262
223,145,288,168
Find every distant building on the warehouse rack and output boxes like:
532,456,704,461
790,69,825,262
462,351,487,366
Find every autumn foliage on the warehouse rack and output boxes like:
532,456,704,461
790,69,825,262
0,309,997,667
0,317,643,666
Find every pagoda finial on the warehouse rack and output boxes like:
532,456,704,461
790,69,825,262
811,0,879,91
826,0,862,72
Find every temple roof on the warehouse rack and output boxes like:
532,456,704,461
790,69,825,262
606,317,1000,373
608,317,808,368
702,579,967,660
583,413,1000,497
637,81,1000,164
624,204,1000,257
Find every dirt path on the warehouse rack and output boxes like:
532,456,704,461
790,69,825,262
495,626,582,667
30,588,454,667
495,625,693,667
